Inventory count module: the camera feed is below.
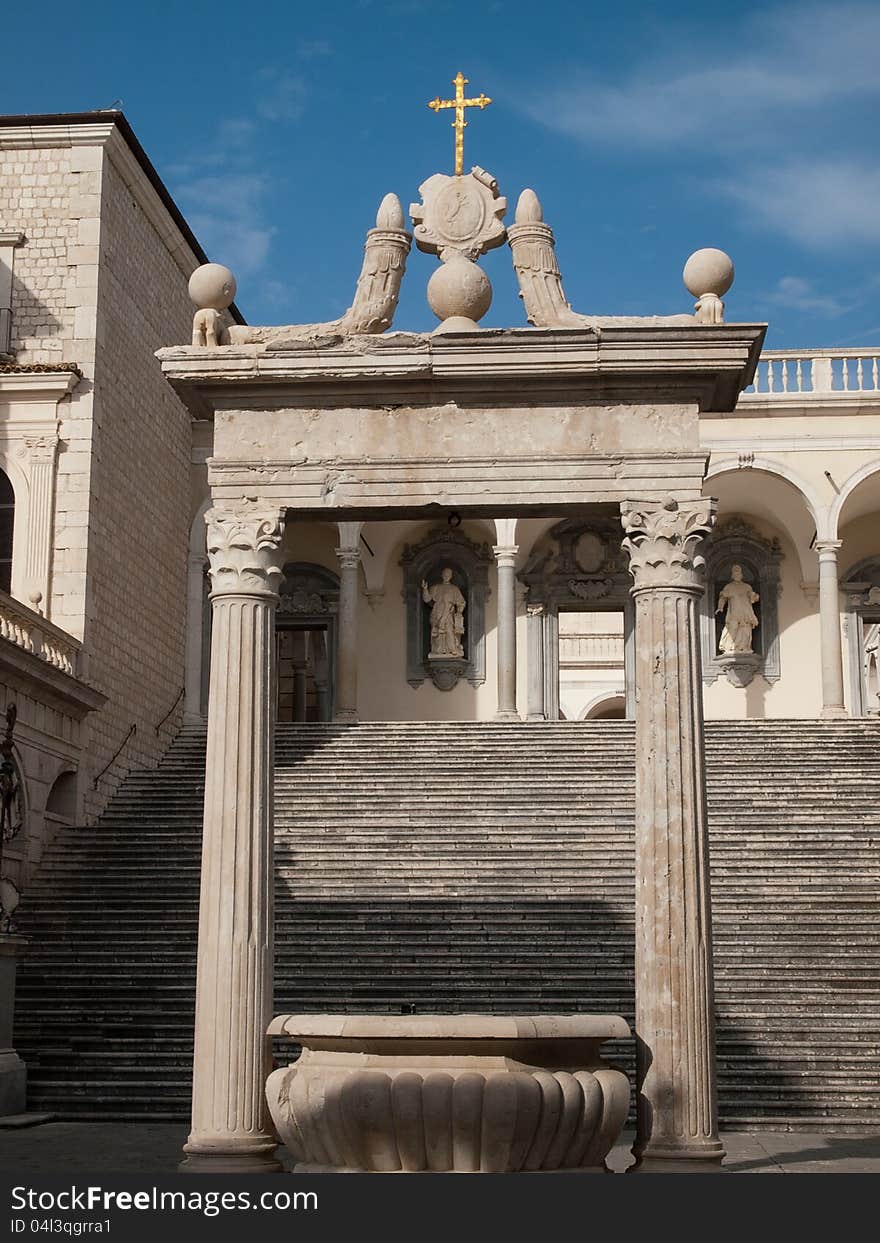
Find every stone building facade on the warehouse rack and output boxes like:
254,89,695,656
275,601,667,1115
0,108,878,1169
0,112,243,894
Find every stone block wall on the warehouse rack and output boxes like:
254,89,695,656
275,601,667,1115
80,152,196,817
1,126,205,819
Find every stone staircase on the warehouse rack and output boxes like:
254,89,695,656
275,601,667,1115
13,720,880,1131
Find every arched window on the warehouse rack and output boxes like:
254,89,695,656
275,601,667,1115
0,470,13,594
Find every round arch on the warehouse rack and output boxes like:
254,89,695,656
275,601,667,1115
830,459,880,537
582,692,626,721
704,457,823,582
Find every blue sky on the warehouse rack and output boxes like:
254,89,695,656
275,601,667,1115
7,0,880,346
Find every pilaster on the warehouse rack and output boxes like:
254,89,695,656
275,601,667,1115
620,497,724,1171
334,522,362,723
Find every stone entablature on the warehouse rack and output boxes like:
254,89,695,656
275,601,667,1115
161,325,764,518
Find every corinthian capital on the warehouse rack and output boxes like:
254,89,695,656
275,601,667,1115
205,505,286,598
620,497,716,593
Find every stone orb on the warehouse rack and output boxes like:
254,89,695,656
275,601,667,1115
683,249,734,299
427,254,492,325
188,263,237,311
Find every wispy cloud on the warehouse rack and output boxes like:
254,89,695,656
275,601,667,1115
722,161,880,249
256,68,309,122
763,276,848,316
176,172,276,276
526,3,880,152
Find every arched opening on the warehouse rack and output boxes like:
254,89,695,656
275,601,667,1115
583,693,626,721
45,770,78,823
0,469,14,594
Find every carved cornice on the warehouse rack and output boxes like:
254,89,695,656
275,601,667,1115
205,506,286,598
621,498,716,593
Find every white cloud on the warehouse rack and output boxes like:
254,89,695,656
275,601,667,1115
763,275,848,316
256,69,309,122
176,173,276,276
722,160,880,249
526,3,880,152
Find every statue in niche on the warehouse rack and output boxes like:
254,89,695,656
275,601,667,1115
716,564,760,654
421,568,466,659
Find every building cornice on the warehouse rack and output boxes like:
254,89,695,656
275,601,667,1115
159,323,766,418
0,369,80,400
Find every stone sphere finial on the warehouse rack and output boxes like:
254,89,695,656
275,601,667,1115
683,248,734,299
515,189,543,224
376,193,405,230
683,248,734,324
427,252,492,332
188,263,237,311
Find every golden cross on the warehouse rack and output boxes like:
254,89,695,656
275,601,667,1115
427,71,492,177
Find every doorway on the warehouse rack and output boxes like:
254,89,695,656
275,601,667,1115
557,609,626,720
276,626,333,722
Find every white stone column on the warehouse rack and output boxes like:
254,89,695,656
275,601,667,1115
493,528,519,720
620,497,724,1172
816,539,847,717
181,504,286,1174
526,604,546,719
334,522,362,723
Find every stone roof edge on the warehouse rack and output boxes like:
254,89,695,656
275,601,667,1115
0,110,245,325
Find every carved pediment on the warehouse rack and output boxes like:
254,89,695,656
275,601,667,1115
399,527,493,567
712,517,782,557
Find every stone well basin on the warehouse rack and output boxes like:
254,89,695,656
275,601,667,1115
266,1013,631,1174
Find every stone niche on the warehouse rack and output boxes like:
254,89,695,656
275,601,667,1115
701,517,783,688
400,528,492,691
518,518,635,720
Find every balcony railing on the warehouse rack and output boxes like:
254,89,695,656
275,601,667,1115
0,589,80,676
742,349,880,398
559,633,625,667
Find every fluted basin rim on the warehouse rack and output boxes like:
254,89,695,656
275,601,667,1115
268,1013,630,1041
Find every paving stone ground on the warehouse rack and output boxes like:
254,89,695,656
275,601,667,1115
1,1125,879,1175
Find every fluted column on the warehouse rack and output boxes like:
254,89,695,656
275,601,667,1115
494,544,519,719
816,539,847,717
620,497,724,1172
181,504,286,1173
335,522,362,722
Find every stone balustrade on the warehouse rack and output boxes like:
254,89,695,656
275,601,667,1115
743,348,880,398
267,1013,631,1174
559,632,625,666
0,589,80,676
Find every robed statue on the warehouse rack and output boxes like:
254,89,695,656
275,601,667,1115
422,567,466,659
716,564,760,654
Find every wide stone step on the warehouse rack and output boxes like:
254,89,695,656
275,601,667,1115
15,719,880,1123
